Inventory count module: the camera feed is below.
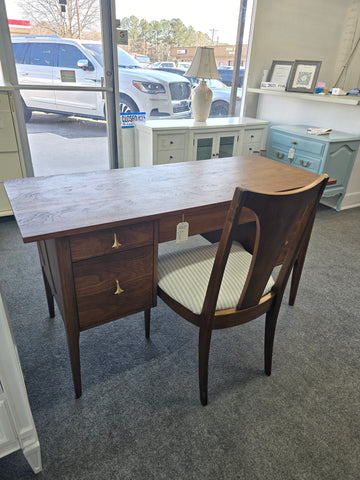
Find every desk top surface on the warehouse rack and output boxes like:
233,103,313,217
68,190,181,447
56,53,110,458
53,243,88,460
5,156,322,243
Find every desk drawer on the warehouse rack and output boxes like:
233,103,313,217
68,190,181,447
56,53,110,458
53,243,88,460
70,222,153,262
73,245,154,329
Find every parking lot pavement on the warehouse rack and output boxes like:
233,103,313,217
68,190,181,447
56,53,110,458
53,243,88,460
26,113,110,176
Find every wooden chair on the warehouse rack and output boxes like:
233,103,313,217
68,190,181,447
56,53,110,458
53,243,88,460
145,175,328,405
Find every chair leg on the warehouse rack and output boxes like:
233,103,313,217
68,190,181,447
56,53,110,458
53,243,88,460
264,305,280,376
198,326,212,406
144,309,150,339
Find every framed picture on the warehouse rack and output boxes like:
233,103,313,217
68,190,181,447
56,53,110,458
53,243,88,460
267,60,294,86
286,60,322,93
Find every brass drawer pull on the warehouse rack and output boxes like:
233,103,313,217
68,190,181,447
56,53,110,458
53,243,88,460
276,152,285,159
114,280,124,295
112,233,122,249
291,141,298,145
300,160,311,168
289,158,294,164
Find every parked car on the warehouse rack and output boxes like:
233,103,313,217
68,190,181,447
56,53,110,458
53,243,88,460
177,61,191,70
132,53,151,67
152,61,177,69
152,67,242,117
11,36,191,122
218,67,245,87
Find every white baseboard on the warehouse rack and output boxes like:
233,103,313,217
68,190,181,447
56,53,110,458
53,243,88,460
321,192,360,211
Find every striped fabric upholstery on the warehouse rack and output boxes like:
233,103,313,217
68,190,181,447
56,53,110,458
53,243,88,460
158,242,274,315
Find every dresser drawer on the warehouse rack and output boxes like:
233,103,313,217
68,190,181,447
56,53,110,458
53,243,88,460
157,133,186,150
268,145,321,173
156,149,185,164
293,155,321,173
70,222,154,262
240,143,261,155
73,245,154,329
271,131,325,157
243,128,264,144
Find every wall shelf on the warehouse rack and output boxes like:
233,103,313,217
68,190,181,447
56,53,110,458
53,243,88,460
247,88,360,106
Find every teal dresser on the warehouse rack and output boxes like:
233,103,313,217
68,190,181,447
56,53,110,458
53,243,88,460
267,125,360,210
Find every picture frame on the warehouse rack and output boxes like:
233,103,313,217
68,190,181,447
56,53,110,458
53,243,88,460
286,60,322,93
267,60,294,86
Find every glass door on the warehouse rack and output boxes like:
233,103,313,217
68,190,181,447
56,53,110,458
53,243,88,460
194,135,215,160
218,135,235,157
2,0,118,177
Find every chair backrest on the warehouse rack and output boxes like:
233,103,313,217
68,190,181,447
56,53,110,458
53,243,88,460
202,175,328,315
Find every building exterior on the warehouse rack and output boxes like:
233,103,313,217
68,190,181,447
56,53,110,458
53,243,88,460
170,44,248,67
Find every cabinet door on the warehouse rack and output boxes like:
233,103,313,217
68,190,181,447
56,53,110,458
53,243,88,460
193,135,215,160
193,132,237,161
218,135,236,158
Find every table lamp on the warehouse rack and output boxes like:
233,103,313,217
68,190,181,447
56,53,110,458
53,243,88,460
185,47,221,122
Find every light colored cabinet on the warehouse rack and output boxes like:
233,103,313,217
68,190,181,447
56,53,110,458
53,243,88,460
192,131,238,160
135,117,269,166
0,290,42,474
267,125,360,211
0,90,26,216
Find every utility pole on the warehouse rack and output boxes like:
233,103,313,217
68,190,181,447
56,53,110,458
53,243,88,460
209,28,218,45
75,0,81,38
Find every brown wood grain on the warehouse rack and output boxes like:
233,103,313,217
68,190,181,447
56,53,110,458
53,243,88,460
70,221,154,262
4,156,324,243
73,245,154,329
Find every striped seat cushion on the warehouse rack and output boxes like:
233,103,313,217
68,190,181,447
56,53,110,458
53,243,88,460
158,242,274,315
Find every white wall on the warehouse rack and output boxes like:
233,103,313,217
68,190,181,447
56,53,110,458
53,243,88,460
245,0,360,209
256,95,360,209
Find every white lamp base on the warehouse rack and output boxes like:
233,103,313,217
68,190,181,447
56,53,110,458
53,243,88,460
191,80,213,122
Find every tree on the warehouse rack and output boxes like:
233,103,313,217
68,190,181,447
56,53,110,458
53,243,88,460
120,16,212,61
18,0,100,38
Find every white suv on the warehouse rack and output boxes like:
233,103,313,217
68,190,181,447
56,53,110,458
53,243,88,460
11,36,191,122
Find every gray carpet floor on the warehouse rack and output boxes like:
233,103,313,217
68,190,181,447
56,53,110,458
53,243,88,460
0,204,359,479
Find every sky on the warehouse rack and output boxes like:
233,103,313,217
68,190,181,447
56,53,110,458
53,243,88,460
5,0,252,45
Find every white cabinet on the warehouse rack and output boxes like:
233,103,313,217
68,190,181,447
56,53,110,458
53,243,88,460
0,290,42,474
240,126,268,155
135,117,269,166
192,131,239,160
0,90,26,216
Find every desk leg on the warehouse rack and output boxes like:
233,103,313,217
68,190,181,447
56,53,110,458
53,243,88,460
40,238,82,398
41,266,55,318
64,320,82,398
54,238,83,398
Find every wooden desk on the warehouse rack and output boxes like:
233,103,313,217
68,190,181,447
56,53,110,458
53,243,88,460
4,156,324,397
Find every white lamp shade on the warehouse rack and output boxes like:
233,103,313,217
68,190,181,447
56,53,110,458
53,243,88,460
185,47,220,80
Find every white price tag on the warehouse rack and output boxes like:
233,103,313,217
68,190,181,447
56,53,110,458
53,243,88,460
288,147,295,160
176,221,189,243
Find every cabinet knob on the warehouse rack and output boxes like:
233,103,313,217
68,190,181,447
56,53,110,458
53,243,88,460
112,233,122,249
170,141,174,144
169,155,173,159
291,141,298,145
